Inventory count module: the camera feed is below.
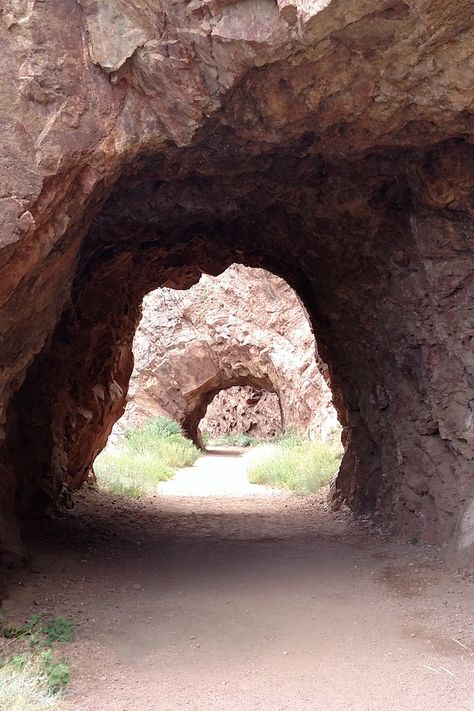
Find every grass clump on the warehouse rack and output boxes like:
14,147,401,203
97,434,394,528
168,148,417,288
95,416,200,497
125,415,182,441
0,612,76,708
94,449,174,497
248,433,342,494
0,654,58,710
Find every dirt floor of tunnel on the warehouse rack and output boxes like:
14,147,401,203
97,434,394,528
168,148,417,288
3,449,474,711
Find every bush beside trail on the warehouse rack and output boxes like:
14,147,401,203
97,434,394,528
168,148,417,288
247,432,342,494
95,416,200,497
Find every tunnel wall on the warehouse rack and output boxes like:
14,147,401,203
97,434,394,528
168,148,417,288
0,0,473,566
201,387,284,441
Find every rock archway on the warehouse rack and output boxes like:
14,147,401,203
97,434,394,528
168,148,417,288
1,1,474,567
111,265,335,447
181,376,280,447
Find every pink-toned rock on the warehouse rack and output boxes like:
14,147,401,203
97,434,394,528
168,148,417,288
202,387,283,440
113,266,337,443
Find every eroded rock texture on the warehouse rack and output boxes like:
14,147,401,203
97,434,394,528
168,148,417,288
202,387,283,440
1,0,474,566
112,265,334,444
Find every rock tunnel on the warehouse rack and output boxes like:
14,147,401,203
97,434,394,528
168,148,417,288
182,376,281,447
1,0,474,568
111,264,330,447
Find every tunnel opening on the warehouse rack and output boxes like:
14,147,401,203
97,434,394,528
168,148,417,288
105,262,338,448
3,3,474,706
0,2,473,564
2,135,474,566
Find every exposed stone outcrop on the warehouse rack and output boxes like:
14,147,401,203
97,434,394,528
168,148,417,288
202,387,283,440
0,1,474,567
113,265,335,444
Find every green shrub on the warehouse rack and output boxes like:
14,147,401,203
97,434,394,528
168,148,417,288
94,449,174,497
95,416,199,497
125,415,182,446
42,618,75,646
153,438,200,469
39,651,70,694
248,435,341,494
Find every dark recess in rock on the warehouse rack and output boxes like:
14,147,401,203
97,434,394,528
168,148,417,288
0,0,473,569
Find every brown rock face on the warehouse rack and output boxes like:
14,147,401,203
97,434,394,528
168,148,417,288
113,265,334,444
1,1,474,566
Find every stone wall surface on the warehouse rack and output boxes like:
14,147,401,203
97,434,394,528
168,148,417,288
0,0,473,567
113,265,336,443
202,387,283,440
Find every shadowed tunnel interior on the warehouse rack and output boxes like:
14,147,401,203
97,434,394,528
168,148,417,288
5,135,474,567
0,0,473,570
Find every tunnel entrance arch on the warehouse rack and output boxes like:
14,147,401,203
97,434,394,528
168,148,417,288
181,375,281,448
0,0,473,567
111,265,333,450
3,139,474,568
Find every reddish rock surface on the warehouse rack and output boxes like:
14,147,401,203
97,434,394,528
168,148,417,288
0,1,473,567
113,265,336,444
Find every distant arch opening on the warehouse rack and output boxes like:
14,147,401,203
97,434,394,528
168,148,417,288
201,386,283,443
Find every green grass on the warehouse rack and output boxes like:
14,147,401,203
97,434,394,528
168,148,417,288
0,654,59,710
0,613,76,708
125,415,182,442
247,433,342,494
3,614,75,648
95,416,200,497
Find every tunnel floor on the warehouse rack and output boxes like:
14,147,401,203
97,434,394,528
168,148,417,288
3,450,474,710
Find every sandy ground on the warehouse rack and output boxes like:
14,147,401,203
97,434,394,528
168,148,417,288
3,448,474,711
157,445,280,497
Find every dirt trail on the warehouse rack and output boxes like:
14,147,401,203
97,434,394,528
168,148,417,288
3,449,474,710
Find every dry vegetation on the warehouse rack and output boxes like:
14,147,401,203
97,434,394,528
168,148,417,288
94,417,200,497
247,432,342,494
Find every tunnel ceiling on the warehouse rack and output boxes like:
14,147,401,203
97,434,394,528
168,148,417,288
1,0,474,567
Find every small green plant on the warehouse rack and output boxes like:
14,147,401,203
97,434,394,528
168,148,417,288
3,614,75,648
248,433,341,494
40,650,70,693
95,416,200,497
42,617,75,646
3,613,44,642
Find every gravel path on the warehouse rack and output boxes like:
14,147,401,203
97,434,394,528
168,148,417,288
157,446,279,497
3,449,474,710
